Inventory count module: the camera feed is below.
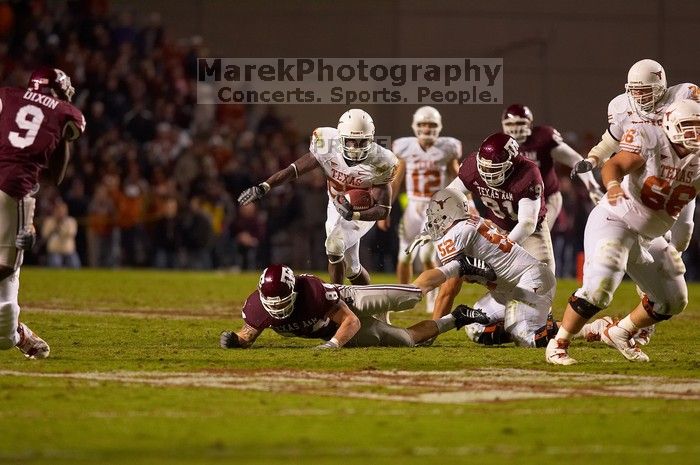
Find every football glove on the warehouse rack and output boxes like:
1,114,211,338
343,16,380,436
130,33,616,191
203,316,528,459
238,182,270,206
314,339,340,350
405,234,432,256
457,256,497,282
220,331,242,349
332,194,355,221
15,226,36,251
570,159,594,179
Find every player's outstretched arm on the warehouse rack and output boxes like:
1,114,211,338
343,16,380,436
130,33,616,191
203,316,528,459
572,129,620,176
315,300,361,349
220,323,263,349
413,268,449,294
238,152,321,205
600,150,645,206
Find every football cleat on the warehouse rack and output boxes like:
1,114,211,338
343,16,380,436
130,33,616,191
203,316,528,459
545,338,577,365
633,324,656,346
601,324,650,362
457,256,497,283
451,304,489,329
16,323,50,359
578,316,617,342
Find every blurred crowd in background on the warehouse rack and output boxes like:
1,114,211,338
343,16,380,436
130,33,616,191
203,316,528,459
3,1,700,279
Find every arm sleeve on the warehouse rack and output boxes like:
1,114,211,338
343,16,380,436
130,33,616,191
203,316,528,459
587,130,621,167
507,196,539,244
437,260,461,279
670,200,696,252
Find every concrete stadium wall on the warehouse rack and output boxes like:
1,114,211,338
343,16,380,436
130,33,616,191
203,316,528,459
114,0,699,150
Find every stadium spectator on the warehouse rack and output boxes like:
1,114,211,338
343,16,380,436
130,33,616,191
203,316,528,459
41,200,81,268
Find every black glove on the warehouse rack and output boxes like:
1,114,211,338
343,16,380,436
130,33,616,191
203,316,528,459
238,183,270,206
570,159,594,179
15,227,36,251
333,194,355,221
220,331,242,349
457,256,497,282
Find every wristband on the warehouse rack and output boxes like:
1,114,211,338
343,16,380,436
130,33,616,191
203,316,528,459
260,182,271,193
606,180,620,190
352,211,361,221
290,163,299,178
329,337,340,348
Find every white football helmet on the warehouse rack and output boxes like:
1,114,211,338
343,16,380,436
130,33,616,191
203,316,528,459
412,106,442,144
425,188,470,241
625,59,667,115
663,99,700,150
337,109,375,164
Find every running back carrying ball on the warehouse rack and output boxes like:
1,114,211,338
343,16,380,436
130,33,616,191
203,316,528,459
343,188,374,211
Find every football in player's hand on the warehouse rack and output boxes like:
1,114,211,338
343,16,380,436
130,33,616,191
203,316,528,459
345,189,374,211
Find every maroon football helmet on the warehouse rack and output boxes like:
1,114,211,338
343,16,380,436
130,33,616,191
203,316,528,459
28,67,75,102
476,133,520,187
501,104,533,143
258,264,297,319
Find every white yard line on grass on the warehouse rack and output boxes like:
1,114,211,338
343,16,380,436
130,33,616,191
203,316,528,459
2,368,699,403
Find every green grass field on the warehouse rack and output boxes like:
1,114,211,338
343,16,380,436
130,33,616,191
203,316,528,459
0,268,698,465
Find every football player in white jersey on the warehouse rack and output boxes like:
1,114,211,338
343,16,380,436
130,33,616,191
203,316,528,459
572,59,700,174
379,106,461,313
547,100,700,365
238,109,397,285
411,188,557,348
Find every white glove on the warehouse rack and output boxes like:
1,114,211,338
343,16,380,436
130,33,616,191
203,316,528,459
314,339,340,350
588,187,604,205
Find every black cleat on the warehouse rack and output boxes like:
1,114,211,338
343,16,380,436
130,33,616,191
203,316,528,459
451,304,490,329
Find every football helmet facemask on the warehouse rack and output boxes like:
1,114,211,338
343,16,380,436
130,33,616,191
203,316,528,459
412,106,442,144
425,188,470,241
337,109,375,164
625,59,667,115
663,99,700,150
501,104,533,144
258,264,298,319
476,133,520,187
28,67,75,102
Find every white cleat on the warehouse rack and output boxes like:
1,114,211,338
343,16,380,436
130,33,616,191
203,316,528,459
546,338,577,365
16,322,50,359
633,324,656,346
578,316,617,342
601,324,649,362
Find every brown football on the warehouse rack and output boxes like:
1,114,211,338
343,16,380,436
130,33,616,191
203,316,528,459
345,189,374,211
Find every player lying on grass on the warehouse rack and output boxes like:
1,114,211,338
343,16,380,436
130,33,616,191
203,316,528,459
219,264,489,349
410,188,558,348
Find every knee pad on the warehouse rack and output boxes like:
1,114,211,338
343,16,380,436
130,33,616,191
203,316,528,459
325,232,345,258
642,295,683,321
569,294,602,319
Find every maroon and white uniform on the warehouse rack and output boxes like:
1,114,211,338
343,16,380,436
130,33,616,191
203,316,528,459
519,126,600,228
450,153,554,271
0,86,85,350
518,126,562,201
0,87,85,200
243,274,423,347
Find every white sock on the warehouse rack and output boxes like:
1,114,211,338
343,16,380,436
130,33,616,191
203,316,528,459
618,315,639,334
555,327,574,341
435,314,456,333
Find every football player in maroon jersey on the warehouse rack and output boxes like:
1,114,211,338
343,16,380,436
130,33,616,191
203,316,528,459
0,68,85,358
430,133,553,325
219,264,488,349
501,104,603,229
